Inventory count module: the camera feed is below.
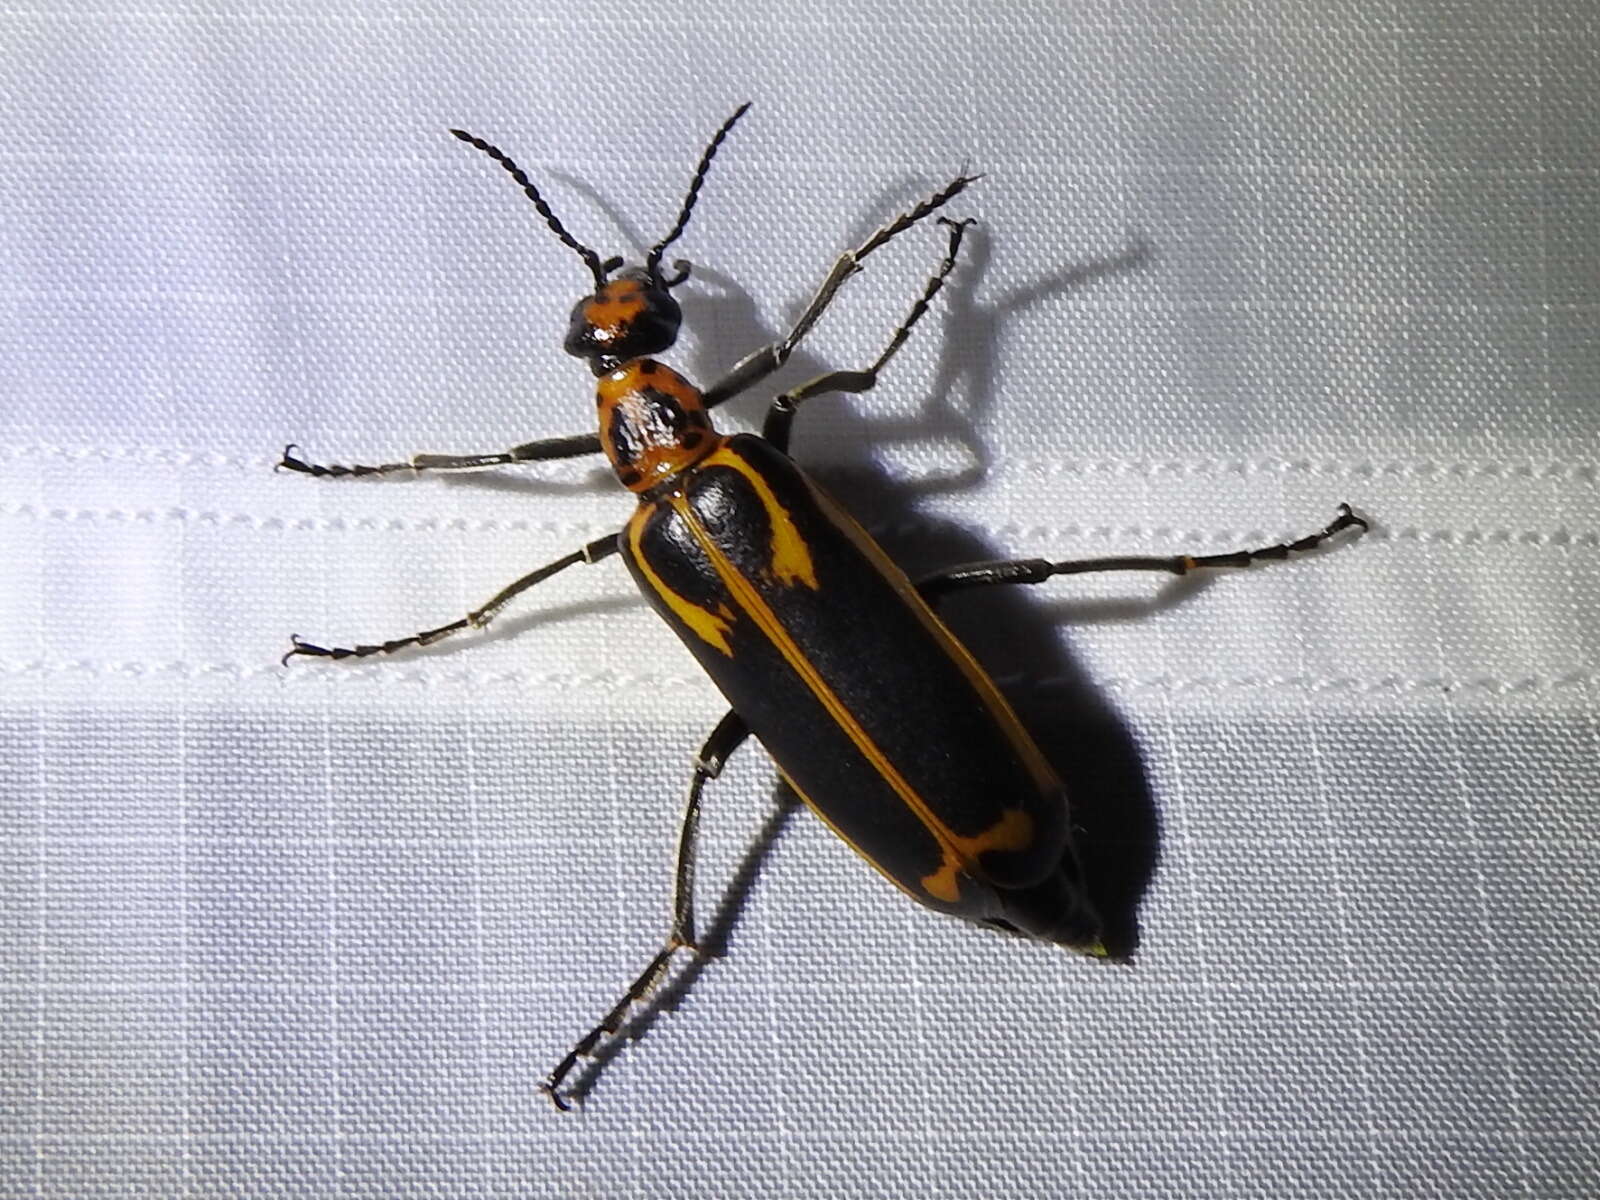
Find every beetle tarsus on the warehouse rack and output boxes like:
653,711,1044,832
280,634,336,666
541,1081,573,1113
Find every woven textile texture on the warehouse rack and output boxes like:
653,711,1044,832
3,2,1597,1197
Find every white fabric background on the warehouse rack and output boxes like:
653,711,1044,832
2,1,1597,1196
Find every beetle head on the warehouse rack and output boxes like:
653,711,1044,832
563,268,684,376
449,103,750,373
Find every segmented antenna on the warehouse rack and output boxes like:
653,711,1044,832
449,128,609,288
645,102,752,282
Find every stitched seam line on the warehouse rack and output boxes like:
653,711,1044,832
6,505,1599,549
4,443,1598,484
5,660,1594,696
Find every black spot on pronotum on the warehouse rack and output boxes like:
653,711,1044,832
608,411,640,466
639,388,689,437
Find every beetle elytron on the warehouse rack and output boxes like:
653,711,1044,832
280,104,1367,1109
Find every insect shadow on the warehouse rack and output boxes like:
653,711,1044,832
804,212,1168,959
559,204,1205,1107
711,205,1168,958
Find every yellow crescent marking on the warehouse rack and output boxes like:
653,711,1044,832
672,482,1029,900
919,808,1035,902
626,507,735,656
702,447,818,588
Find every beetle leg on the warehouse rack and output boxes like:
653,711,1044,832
762,217,974,454
277,433,602,479
702,177,978,410
668,710,750,952
281,533,620,664
915,505,1370,600
544,709,750,1111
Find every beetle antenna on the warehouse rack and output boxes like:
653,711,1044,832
645,102,752,284
449,128,609,288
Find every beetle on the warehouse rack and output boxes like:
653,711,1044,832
279,104,1368,1109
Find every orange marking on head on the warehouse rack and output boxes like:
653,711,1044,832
583,278,649,348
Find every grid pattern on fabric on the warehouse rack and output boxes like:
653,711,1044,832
2,2,1597,1198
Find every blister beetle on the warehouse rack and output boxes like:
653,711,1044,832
280,103,1368,1109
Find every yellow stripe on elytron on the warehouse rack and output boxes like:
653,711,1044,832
673,492,1030,902
776,769,924,904
626,507,735,656
701,447,818,589
800,476,1063,803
